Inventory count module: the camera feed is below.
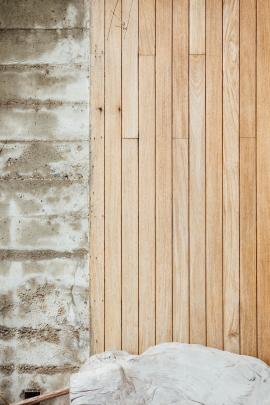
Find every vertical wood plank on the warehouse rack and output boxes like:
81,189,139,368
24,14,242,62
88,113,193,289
122,139,139,354
240,138,257,357
240,0,256,358
257,0,270,364
189,54,206,345
173,0,188,139
173,139,189,342
240,0,256,138
139,56,156,353
104,0,122,350
223,0,240,354
90,0,105,354
206,0,223,350
122,0,138,138
190,0,205,55
156,0,173,344
139,0,155,55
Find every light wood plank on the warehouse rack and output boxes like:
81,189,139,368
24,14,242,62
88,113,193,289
189,54,206,345
240,0,256,138
173,0,188,139
139,0,155,55
240,138,257,357
257,0,270,364
190,0,205,55
173,139,189,343
206,0,223,350
104,0,122,350
122,0,138,138
156,0,173,344
223,0,240,354
90,0,105,355
139,55,156,353
122,139,139,354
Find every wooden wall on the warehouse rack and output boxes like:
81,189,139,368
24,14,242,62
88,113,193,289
90,0,270,364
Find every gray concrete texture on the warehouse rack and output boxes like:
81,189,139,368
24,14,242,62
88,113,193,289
0,1,90,403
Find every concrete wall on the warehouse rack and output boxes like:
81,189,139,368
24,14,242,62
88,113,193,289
0,1,89,402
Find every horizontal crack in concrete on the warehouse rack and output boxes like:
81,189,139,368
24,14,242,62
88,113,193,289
0,249,88,261
17,364,79,375
0,364,79,376
0,325,61,343
0,99,87,109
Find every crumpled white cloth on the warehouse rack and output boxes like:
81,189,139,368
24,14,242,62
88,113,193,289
70,343,270,405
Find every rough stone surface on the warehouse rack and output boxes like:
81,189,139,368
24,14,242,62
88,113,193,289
0,0,89,403
70,343,270,405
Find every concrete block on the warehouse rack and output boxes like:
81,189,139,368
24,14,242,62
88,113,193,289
0,141,89,179
0,180,88,217
0,214,88,250
0,65,89,103
0,104,89,141
0,29,89,65
0,0,89,29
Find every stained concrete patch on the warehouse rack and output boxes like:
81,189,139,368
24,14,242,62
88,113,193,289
0,0,89,29
0,141,88,179
0,181,88,217
0,214,88,250
0,29,89,65
0,257,89,402
0,292,14,317
0,65,89,103
0,257,89,327
0,105,89,141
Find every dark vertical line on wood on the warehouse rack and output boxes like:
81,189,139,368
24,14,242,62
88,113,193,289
154,0,157,346
255,0,258,358
238,0,241,355
137,0,140,354
171,0,174,342
120,0,123,351
188,0,191,345
104,0,106,352
204,0,207,346
221,0,224,351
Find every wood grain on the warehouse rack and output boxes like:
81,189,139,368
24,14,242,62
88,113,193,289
90,0,105,354
173,139,189,343
173,0,188,139
156,0,173,344
190,0,205,55
240,138,257,357
139,0,155,55
189,54,206,345
122,0,138,138
223,0,240,354
104,0,122,350
139,56,156,353
257,0,270,364
206,0,223,350
122,139,139,354
240,0,256,138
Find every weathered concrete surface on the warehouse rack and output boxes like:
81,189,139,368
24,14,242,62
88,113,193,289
70,343,270,405
0,105,89,141
0,0,89,29
0,65,89,102
0,0,89,403
0,30,88,65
